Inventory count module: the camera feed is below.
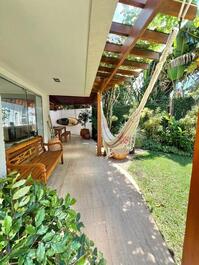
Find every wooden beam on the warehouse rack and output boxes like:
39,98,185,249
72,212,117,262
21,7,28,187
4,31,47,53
159,0,197,20
110,22,169,44
182,112,199,265
98,66,140,77
101,56,149,69
131,46,160,60
102,0,163,91
119,0,197,20
97,72,128,79
105,42,121,53
119,0,146,8
97,91,102,156
105,42,160,60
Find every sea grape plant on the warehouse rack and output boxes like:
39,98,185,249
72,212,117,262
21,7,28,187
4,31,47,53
0,172,106,264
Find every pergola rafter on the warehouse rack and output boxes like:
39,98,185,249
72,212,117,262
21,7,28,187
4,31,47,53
105,42,160,60
100,55,149,69
110,22,169,44
100,0,164,91
98,66,140,77
119,0,197,20
92,0,197,93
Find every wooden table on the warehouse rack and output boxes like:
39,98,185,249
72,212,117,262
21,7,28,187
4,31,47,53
53,126,71,142
53,126,66,142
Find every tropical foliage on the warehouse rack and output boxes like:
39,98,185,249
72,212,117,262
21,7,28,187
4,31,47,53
0,172,105,265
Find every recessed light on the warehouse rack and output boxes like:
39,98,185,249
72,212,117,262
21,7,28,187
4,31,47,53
53,77,61,82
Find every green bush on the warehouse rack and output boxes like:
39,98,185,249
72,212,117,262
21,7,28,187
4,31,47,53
135,130,146,149
0,173,105,265
173,96,195,120
139,138,192,157
137,107,196,155
140,108,163,140
179,105,198,142
160,114,193,153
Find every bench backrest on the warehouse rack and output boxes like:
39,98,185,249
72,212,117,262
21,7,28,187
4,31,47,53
6,136,45,167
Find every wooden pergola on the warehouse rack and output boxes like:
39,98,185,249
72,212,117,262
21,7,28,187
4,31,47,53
92,0,197,95
91,1,198,265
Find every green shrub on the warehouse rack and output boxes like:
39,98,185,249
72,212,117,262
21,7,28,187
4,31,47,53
140,108,163,141
137,107,196,155
173,96,195,120
140,138,192,157
0,172,105,265
135,130,146,148
160,114,193,153
179,105,198,142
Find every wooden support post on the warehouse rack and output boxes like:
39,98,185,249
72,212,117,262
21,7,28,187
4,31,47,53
182,112,199,265
97,91,102,156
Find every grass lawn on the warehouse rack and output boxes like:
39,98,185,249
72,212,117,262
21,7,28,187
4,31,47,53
128,151,192,265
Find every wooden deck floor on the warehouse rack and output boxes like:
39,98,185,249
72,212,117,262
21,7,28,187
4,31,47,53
48,136,175,265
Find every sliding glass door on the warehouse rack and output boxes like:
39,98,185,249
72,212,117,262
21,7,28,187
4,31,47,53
0,77,44,148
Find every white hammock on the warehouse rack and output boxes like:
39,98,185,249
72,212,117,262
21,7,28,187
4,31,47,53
101,28,179,156
101,0,193,156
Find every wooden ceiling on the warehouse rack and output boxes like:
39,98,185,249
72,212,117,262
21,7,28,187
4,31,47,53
92,0,197,93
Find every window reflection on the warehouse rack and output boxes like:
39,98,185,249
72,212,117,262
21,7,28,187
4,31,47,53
0,77,44,147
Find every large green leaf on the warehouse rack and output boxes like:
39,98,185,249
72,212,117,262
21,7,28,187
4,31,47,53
75,254,88,265
12,179,26,189
167,65,185,81
26,224,36,235
19,195,30,207
13,186,31,200
37,225,48,235
36,242,45,263
43,231,55,242
9,219,22,239
35,208,45,227
0,240,7,251
2,215,12,235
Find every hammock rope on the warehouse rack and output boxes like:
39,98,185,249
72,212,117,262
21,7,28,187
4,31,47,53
101,0,193,157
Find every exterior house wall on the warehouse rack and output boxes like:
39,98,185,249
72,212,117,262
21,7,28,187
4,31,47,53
0,96,6,177
0,68,50,177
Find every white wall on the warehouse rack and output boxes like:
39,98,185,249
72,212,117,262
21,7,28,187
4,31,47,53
0,96,6,177
50,108,92,135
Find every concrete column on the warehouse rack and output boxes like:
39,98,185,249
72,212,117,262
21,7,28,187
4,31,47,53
42,94,50,142
97,91,102,156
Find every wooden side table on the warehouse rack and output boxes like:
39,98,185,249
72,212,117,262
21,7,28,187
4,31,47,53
61,131,71,142
53,126,66,142
53,126,71,142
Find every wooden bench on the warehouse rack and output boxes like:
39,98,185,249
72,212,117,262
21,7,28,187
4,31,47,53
6,136,63,183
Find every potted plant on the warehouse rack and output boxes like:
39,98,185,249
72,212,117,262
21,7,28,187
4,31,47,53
0,172,106,264
78,109,91,139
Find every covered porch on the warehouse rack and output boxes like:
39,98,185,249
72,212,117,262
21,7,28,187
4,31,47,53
48,136,174,264
0,0,199,264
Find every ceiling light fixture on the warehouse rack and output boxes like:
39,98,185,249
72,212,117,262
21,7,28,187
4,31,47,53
53,77,61,82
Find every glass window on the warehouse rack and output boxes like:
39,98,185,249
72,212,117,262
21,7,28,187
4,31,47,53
0,77,44,148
